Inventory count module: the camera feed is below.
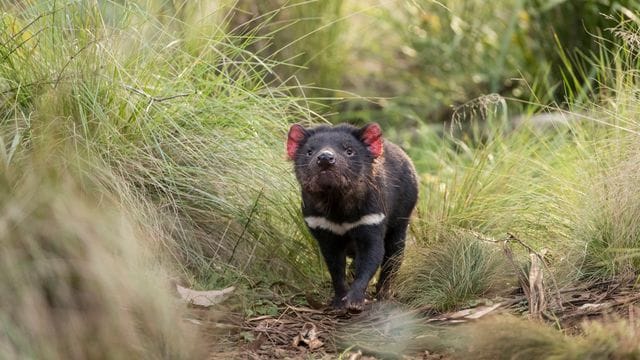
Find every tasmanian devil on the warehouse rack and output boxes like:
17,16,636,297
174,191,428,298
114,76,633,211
286,122,418,311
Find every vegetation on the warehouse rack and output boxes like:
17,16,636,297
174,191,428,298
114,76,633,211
2,0,640,358
0,162,203,358
450,315,640,359
394,230,511,311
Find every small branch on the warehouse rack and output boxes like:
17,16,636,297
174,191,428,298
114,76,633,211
1,80,59,95
1,27,46,63
123,85,149,97
123,84,196,112
154,92,195,102
54,39,100,88
506,233,564,311
227,188,264,265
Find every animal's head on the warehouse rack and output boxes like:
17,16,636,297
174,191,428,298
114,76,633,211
286,123,383,195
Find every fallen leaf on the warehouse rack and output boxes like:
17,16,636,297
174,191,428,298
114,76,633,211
465,302,504,319
176,284,235,307
347,350,362,360
445,308,474,320
292,322,324,350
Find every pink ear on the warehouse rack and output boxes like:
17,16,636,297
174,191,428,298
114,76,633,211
360,123,383,158
286,124,307,160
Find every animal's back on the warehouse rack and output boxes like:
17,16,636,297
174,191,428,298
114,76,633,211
377,141,418,227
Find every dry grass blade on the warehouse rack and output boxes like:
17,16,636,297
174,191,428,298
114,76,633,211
528,253,546,318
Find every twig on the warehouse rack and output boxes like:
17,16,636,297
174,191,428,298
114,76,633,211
3,14,43,45
1,80,60,95
285,304,326,315
560,293,640,320
464,230,565,311
227,188,264,265
1,27,46,62
502,242,530,299
123,84,195,112
528,252,545,318
506,233,564,311
0,10,55,62
54,39,100,88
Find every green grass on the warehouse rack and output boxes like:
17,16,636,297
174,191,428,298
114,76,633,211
578,150,640,279
395,15,640,310
0,0,324,288
394,230,512,312
230,0,348,102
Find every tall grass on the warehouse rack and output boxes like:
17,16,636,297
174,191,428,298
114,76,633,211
395,13,640,312
239,0,640,126
230,0,347,102
0,0,326,290
1,0,341,355
3,0,640,357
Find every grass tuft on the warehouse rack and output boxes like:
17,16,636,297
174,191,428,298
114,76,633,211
578,147,640,279
394,230,512,312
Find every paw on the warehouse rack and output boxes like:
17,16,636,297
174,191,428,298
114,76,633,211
330,295,346,309
343,292,366,313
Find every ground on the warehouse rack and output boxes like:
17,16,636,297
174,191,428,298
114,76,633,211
192,276,640,359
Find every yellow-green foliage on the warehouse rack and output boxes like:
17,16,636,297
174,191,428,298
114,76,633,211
450,316,640,360
579,151,640,278
394,230,512,311
0,0,324,287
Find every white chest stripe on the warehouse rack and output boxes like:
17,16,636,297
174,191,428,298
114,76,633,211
304,213,386,236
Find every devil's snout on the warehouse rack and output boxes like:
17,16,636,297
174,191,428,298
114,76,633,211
317,150,335,169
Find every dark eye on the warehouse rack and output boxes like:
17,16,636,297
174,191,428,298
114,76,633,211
345,148,354,156
306,149,313,156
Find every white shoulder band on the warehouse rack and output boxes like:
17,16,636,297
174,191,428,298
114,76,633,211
304,213,385,236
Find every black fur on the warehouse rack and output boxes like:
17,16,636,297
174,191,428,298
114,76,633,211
287,123,418,311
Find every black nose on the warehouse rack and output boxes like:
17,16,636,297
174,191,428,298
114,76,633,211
317,151,335,168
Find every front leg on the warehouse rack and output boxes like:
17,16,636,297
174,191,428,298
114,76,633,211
314,232,348,308
344,227,385,312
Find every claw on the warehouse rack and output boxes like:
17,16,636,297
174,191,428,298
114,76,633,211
346,300,364,313
343,292,366,313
